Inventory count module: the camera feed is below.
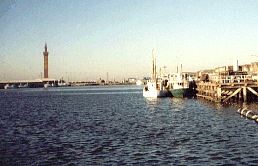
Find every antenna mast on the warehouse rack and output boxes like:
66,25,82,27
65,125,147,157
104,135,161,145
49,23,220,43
152,49,155,80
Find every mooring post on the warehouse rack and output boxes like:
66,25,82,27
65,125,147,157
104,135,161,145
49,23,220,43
217,85,221,102
243,86,247,103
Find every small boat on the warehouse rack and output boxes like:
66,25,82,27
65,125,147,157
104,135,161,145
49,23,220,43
136,80,143,86
58,82,67,87
169,72,196,98
4,84,16,89
44,82,50,88
18,83,29,88
58,79,67,87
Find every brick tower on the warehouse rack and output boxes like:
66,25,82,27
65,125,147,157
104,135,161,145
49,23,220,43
43,43,49,78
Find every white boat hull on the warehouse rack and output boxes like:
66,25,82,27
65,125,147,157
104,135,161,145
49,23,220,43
44,84,49,88
4,84,15,89
18,84,29,88
143,88,170,98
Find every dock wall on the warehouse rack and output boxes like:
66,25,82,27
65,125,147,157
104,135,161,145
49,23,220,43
196,82,258,103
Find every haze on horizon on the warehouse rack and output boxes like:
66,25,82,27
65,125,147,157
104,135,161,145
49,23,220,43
1,0,258,81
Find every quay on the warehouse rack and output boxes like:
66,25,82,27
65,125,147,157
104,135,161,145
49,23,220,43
0,78,58,89
195,72,258,123
196,74,258,103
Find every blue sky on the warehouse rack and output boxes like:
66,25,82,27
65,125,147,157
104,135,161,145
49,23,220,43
1,0,258,81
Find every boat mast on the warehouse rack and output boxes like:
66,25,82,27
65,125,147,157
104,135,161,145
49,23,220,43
154,52,157,82
152,49,155,80
152,49,157,80
152,48,157,84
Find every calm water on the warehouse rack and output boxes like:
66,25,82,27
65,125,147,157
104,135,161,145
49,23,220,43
0,85,258,165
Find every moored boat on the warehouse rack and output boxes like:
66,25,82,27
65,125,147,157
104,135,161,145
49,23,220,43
136,80,143,86
169,72,196,98
18,83,29,88
58,78,68,87
143,49,171,98
44,82,50,88
4,84,16,89
143,80,171,98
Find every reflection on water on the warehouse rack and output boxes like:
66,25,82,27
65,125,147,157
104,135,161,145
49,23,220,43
144,97,161,111
0,86,258,165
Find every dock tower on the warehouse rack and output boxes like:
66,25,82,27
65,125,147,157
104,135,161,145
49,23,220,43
43,43,49,78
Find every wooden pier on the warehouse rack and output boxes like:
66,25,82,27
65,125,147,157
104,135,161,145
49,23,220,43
196,76,258,103
196,76,258,123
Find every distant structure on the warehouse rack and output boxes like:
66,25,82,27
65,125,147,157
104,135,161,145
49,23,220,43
43,43,49,78
233,59,239,72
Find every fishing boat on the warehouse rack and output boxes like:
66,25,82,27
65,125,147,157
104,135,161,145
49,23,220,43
143,49,171,98
169,69,197,98
143,80,171,97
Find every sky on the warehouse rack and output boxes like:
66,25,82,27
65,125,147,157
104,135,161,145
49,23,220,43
1,0,258,81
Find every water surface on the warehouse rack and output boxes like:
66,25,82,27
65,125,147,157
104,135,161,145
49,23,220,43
0,86,257,165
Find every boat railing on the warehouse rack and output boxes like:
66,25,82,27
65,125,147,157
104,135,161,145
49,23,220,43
209,75,252,84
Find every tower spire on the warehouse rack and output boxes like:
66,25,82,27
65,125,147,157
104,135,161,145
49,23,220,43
45,43,47,52
43,43,49,78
